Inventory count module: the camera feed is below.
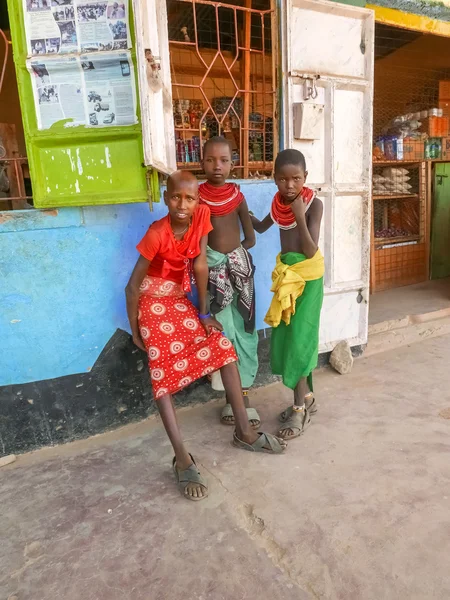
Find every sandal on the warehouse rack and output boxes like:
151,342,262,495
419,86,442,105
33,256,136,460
233,431,287,454
220,404,261,429
172,455,208,501
305,392,317,415
278,406,311,440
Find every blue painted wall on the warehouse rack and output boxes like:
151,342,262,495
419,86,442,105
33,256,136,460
0,180,279,386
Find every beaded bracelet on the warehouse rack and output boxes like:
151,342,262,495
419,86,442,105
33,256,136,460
198,312,211,319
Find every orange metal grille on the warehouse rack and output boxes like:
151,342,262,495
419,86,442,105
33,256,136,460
0,28,32,210
167,0,276,178
371,161,428,292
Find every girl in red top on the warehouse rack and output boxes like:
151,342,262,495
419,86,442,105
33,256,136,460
126,171,286,501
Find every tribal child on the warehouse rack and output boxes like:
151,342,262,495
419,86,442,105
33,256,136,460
126,171,286,502
250,149,324,440
199,137,260,429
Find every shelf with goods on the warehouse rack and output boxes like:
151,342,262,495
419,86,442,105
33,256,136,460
372,85,450,167
370,23,450,291
174,112,274,176
374,234,420,249
371,161,428,292
373,193,418,201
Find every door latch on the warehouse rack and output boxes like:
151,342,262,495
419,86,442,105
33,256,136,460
304,76,318,100
296,75,319,101
436,174,448,185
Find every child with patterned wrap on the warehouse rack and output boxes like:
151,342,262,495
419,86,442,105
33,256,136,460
126,170,286,502
250,149,324,441
199,137,260,428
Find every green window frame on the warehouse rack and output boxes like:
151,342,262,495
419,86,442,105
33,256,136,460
7,0,160,208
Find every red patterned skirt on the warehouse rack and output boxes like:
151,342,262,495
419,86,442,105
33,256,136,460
138,276,237,399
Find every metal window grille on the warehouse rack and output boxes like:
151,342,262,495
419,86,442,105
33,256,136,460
0,28,32,210
167,0,276,178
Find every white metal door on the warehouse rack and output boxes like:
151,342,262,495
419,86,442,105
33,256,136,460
283,0,374,350
132,0,176,174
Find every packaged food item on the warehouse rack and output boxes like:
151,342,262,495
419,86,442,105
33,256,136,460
425,138,442,159
382,167,409,178
384,137,403,161
375,227,410,239
403,137,424,160
373,174,387,184
373,146,384,160
442,137,450,160
176,138,186,163
420,116,449,137
373,183,389,195
374,137,384,153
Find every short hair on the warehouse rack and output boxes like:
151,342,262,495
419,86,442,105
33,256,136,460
274,149,306,173
202,136,232,157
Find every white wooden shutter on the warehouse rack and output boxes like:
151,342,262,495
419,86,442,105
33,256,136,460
283,0,374,350
133,0,176,174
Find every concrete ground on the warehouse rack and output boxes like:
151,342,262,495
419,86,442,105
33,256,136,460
2,335,450,600
369,277,450,325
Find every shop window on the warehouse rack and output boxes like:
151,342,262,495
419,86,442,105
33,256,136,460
167,0,277,178
371,24,450,291
373,23,450,165
6,0,154,210
0,26,33,210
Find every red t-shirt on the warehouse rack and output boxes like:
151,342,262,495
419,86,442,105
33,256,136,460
136,204,213,285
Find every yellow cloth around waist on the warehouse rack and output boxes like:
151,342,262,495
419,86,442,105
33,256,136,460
264,250,325,328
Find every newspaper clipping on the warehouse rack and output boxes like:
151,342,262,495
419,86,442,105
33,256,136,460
24,0,130,55
28,51,137,130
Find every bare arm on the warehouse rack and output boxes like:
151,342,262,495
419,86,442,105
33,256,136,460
125,255,150,351
291,196,323,258
193,235,209,316
193,235,223,334
238,199,256,250
250,212,274,234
